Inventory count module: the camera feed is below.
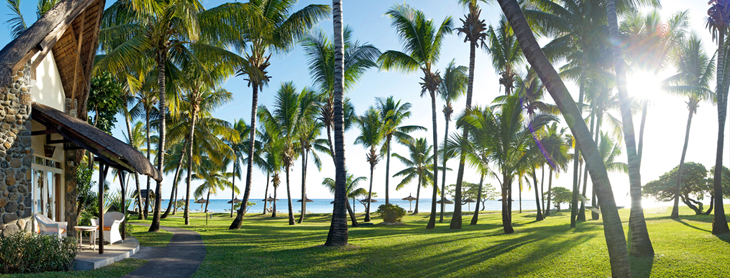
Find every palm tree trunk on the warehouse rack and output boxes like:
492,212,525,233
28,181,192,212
327,123,336,164
497,0,631,274
149,50,168,233
162,148,185,219
230,84,259,230
605,0,654,257
414,178,421,214
440,115,450,223
672,109,695,219
546,168,553,216
231,172,236,218
173,178,178,215
711,28,730,235
592,113,603,221
122,97,143,219
346,200,359,227
471,172,485,225
365,158,375,222
578,111,596,222
184,113,197,226
518,178,522,213
540,166,545,216
272,183,278,218
285,164,295,225
450,40,477,229
502,174,514,234
427,90,440,229
325,0,349,246
298,149,309,223
263,171,270,214
532,166,543,221
144,109,151,220
637,100,648,165
384,137,392,205
204,190,210,213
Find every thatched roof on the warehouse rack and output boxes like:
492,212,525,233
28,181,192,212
0,0,104,120
32,102,162,181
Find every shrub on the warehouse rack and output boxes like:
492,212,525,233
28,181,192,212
376,204,406,223
0,233,77,274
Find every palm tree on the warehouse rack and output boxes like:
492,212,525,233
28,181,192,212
487,17,523,95
706,0,730,235
322,174,368,222
375,97,423,205
230,0,329,230
378,4,452,229
258,82,308,225
325,0,348,246
541,123,571,217
225,119,263,218
354,107,383,222
495,0,631,274
98,0,247,232
296,89,325,224
451,0,488,229
301,27,380,163
662,35,715,218
393,138,436,214
193,160,231,214
123,121,147,219
597,133,629,175
439,60,468,222
129,87,158,220
3,0,59,39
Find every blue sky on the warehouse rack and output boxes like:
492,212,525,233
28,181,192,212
1,0,727,207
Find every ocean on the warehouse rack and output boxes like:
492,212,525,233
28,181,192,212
147,198,541,214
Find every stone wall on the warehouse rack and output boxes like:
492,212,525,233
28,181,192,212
0,63,34,236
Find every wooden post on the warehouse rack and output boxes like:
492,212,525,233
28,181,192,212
119,171,126,240
98,161,108,254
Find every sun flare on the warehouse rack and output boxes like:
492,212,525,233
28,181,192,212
626,70,664,102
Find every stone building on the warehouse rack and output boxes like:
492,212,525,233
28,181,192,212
0,0,161,240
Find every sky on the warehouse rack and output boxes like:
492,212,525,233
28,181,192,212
0,0,727,208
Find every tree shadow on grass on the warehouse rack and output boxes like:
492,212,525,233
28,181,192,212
630,255,655,278
672,219,711,233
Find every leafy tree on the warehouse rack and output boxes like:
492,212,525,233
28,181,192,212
87,72,124,134
644,163,730,215
446,181,498,210
544,187,572,212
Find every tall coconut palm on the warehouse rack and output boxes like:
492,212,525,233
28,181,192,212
326,0,348,246
662,35,715,218
354,107,383,222
193,160,232,213
439,60,468,223
225,119,264,217
378,4,452,229
487,16,523,95
123,121,147,219
375,97,424,205
706,0,730,235
230,0,329,230
129,87,158,220
495,0,632,274
541,123,571,217
301,27,380,163
393,138,437,214
445,127,492,225
98,0,248,232
451,0,488,229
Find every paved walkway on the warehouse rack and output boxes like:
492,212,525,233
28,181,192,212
123,223,206,278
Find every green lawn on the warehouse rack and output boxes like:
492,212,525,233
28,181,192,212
128,224,173,247
5,258,147,278
125,205,730,278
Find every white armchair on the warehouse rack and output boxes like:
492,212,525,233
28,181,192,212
91,212,125,245
34,214,67,239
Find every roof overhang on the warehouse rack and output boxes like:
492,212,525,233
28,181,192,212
32,102,162,181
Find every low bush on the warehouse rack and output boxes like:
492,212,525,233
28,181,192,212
0,233,77,274
376,204,406,223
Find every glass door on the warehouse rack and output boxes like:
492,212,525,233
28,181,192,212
31,156,63,222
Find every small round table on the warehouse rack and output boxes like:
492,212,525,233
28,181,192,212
74,226,98,251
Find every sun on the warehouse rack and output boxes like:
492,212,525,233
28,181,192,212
626,70,664,103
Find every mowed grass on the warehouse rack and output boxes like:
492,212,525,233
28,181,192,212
5,258,147,278
128,205,730,278
129,224,173,247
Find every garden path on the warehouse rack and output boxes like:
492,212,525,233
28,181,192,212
123,223,206,278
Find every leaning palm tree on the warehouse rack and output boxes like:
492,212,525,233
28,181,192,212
496,0,632,274
354,107,383,222
393,138,436,214
301,27,380,163
375,97,424,205
662,35,715,219
98,0,246,232
378,4,452,229
438,60,467,222
322,173,368,225
230,0,329,230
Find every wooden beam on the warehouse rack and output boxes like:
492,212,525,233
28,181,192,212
11,46,40,73
31,129,57,136
69,10,86,105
